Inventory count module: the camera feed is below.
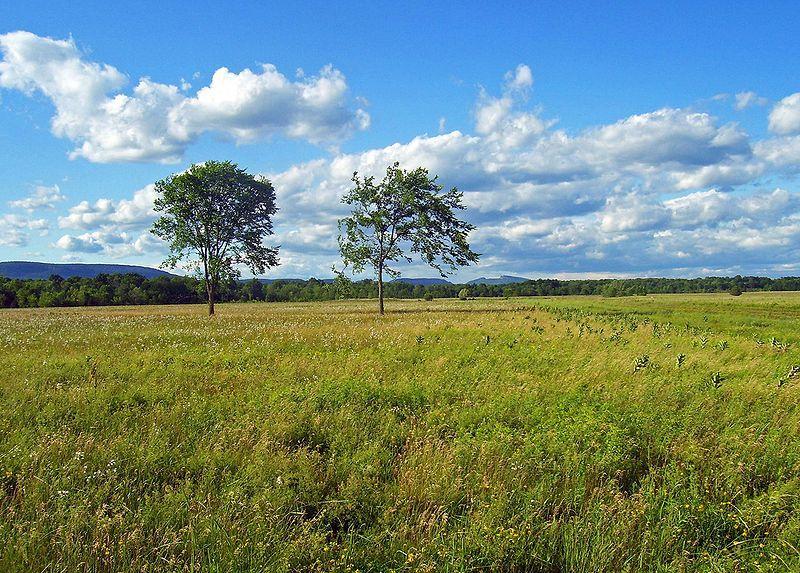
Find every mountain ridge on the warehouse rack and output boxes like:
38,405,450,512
1,262,534,286
0,261,175,280
467,275,530,285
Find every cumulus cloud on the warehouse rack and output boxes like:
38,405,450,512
8,184,65,211
0,31,369,163
172,64,370,145
54,229,163,258
734,91,767,111
504,64,533,92
474,63,551,148
46,63,800,278
53,184,166,259
258,73,800,276
58,185,158,229
1,228,28,248
598,194,669,233
54,233,105,253
0,213,49,247
768,93,800,135
754,135,800,170
579,110,749,169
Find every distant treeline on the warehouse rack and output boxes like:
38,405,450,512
2,273,800,308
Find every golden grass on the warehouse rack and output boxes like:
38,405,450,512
1,293,799,572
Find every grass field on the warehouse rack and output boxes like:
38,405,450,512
1,293,800,572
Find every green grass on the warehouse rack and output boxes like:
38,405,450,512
1,293,799,572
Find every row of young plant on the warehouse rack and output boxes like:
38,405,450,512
532,303,799,390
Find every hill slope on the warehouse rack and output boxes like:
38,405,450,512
0,261,174,280
467,275,530,285
390,277,452,286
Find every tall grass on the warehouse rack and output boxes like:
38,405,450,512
1,293,799,572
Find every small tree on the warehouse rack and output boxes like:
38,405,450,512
338,162,479,314
458,287,471,301
151,161,279,316
246,278,265,301
729,284,743,296
332,271,354,300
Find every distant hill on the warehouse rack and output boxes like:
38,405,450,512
0,261,174,280
467,275,530,286
251,278,334,284
0,263,533,286
390,277,452,286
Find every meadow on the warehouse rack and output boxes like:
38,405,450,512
1,293,799,572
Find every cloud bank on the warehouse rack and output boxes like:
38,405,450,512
2,35,798,278
0,31,369,163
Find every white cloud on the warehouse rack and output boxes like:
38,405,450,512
172,64,370,145
54,233,105,253
42,64,800,278
672,161,764,190
754,135,800,169
51,181,166,260
8,184,65,211
255,72,799,276
768,93,800,135
470,217,558,242
734,91,767,111
58,185,157,229
0,213,49,247
474,64,550,148
598,194,669,233
578,109,749,169
54,229,164,257
504,64,533,92
0,31,369,163
1,228,29,247
2,213,49,230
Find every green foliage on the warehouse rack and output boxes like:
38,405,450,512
4,274,800,309
633,353,650,372
730,284,744,296
331,270,354,300
338,162,479,313
423,292,434,301
2,293,800,571
151,160,279,314
458,287,470,300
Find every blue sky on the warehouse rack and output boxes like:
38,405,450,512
2,1,800,279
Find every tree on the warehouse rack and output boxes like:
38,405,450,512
151,161,279,316
458,287,471,300
338,162,479,314
332,271,354,300
245,278,265,301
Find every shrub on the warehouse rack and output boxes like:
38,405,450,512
423,292,434,301
729,285,743,296
633,354,650,372
458,288,470,301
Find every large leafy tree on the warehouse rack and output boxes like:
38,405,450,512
151,161,279,315
338,162,479,314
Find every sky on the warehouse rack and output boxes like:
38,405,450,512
2,0,800,281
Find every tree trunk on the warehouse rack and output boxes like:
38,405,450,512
377,265,385,315
207,280,215,316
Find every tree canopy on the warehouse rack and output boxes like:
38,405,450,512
338,163,479,313
151,160,279,315
3,274,796,309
